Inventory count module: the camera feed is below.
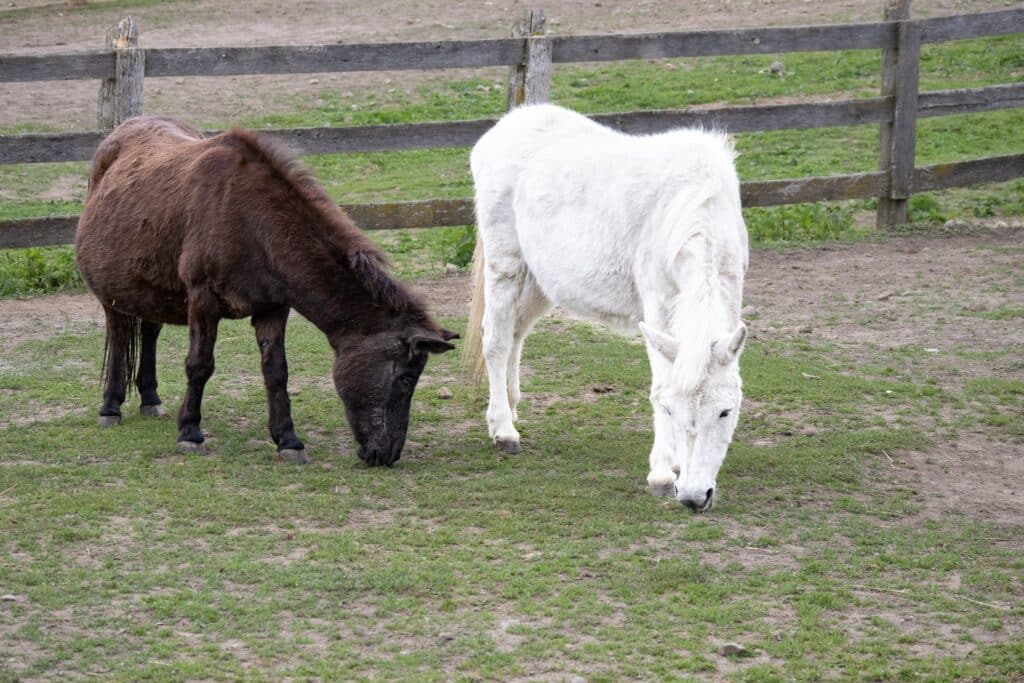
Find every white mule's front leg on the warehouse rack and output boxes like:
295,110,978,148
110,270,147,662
647,407,677,497
486,358,520,453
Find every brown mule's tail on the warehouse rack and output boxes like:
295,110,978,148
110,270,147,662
461,236,487,379
101,309,141,398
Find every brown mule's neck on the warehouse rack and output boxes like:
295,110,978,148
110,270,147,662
264,213,436,348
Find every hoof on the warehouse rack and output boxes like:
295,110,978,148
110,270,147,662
495,438,521,455
277,448,310,465
98,415,121,427
140,404,167,418
648,480,676,498
647,479,679,499
177,440,205,453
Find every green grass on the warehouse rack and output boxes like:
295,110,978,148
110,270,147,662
1,316,1021,680
0,245,83,297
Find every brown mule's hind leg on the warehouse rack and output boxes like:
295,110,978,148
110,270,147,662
98,306,138,427
137,321,167,417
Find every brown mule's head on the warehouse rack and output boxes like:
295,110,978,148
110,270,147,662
332,327,458,466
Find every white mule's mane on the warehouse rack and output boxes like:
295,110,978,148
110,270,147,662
668,236,719,397
639,126,742,398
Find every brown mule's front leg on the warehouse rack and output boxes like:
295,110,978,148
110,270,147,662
252,307,309,464
177,290,219,452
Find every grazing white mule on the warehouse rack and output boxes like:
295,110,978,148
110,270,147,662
463,104,748,511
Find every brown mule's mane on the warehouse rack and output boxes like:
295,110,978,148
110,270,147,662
218,128,434,326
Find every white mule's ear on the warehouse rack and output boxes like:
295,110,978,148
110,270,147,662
716,322,747,364
639,322,678,363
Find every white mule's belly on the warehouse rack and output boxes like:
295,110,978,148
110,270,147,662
517,215,642,329
513,148,652,331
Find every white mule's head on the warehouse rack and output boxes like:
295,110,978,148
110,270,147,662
640,321,746,511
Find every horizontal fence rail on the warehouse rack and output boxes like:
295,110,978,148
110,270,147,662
4,82,1024,165
1,9,1021,83
3,153,1020,250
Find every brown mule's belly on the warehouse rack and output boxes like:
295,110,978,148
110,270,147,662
76,234,191,325
76,195,192,325
76,119,202,325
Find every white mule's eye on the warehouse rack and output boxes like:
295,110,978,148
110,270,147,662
718,409,731,419
662,405,673,417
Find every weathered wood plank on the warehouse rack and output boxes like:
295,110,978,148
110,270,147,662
741,171,888,207
507,10,549,109
888,21,921,202
917,82,1024,118
912,153,1024,192
268,120,496,155
592,97,892,134
522,14,552,106
550,22,894,62
0,216,79,249
876,1,912,228
341,198,475,230
919,8,1024,43
0,132,104,164
0,200,479,250
0,51,113,82
144,39,525,78
111,17,144,128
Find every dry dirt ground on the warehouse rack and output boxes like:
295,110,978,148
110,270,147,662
1,0,1021,132
3,226,1022,527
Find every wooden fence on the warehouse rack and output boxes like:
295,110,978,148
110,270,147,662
0,3,1022,250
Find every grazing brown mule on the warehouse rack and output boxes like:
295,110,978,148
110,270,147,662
75,116,457,466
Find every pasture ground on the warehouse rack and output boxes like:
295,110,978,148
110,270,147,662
1,0,1023,679
1,223,1022,680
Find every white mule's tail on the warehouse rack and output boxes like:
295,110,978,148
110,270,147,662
461,235,487,379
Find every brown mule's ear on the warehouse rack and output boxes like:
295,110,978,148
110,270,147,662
440,328,460,341
408,333,457,355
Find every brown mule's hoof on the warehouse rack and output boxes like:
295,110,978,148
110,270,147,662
277,449,310,465
98,415,121,427
140,404,167,418
177,440,205,453
495,438,521,455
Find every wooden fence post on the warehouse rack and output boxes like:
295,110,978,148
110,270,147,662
876,0,920,228
97,16,144,130
507,9,551,109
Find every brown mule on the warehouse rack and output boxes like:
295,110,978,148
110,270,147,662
76,116,457,466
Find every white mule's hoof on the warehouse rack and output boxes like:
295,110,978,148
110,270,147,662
495,438,521,454
98,415,121,427
277,449,310,465
177,440,205,453
647,478,676,498
140,404,167,418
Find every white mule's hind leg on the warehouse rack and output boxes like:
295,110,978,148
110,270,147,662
506,275,552,424
482,268,528,453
